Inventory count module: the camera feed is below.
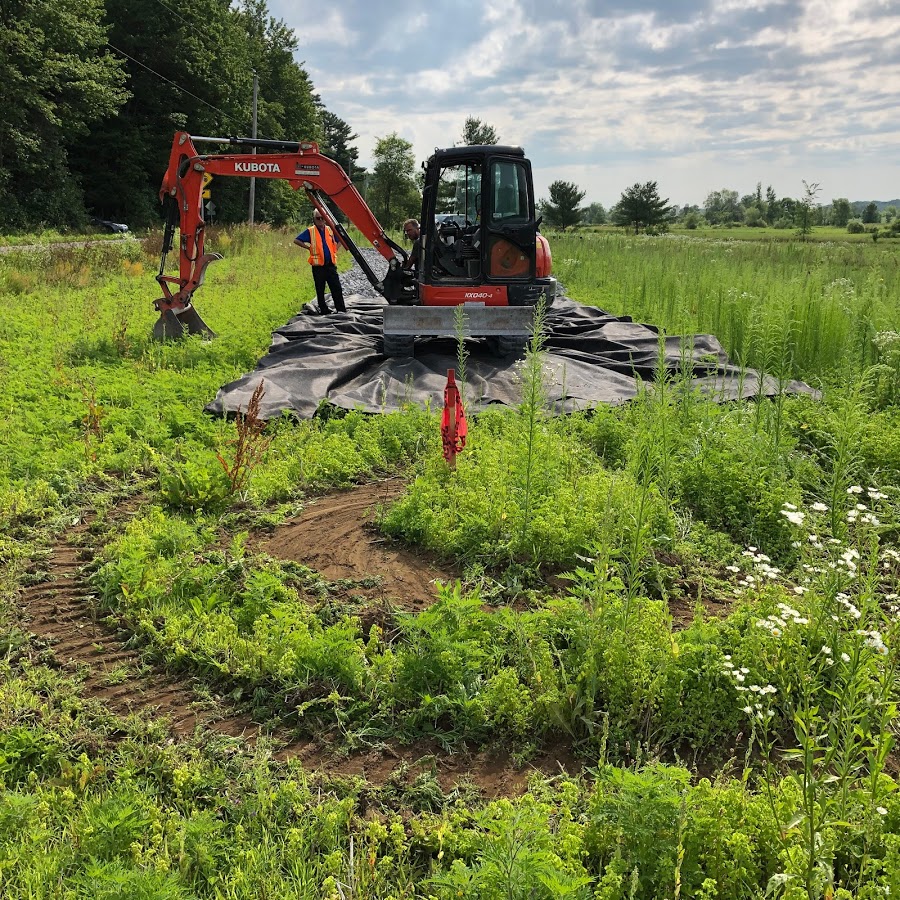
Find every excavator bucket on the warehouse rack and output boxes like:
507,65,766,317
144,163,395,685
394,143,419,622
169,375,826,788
152,304,216,341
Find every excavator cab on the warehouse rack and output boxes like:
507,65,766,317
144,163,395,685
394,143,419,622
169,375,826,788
380,145,555,355
417,146,552,306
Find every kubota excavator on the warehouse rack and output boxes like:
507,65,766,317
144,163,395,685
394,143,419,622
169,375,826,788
154,131,555,355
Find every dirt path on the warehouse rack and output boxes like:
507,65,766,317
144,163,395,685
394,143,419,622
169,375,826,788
18,508,258,740
258,478,457,611
14,486,576,798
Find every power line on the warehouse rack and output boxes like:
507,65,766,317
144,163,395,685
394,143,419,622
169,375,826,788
32,0,249,135
151,0,223,51
107,40,243,131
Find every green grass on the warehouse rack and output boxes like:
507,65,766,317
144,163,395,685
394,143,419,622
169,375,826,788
3,226,900,898
548,230,899,380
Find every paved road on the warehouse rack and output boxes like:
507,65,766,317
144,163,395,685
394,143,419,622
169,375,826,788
0,236,134,254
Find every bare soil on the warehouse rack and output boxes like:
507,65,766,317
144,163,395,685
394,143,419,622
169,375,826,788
18,504,259,740
257,478,458,611
15,481,737,796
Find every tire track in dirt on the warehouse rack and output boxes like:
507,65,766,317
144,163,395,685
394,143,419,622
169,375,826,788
15,488,577,798
19,508,256,740
257,478,458,611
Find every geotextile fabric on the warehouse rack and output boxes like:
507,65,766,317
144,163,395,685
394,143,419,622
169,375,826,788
205,295,818,420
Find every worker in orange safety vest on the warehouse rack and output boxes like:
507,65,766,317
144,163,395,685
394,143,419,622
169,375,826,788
294,209,347,314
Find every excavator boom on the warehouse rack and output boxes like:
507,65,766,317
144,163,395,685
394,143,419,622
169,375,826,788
154,132,412,338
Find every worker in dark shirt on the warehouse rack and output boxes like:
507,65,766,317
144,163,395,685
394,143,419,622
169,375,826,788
402,218,421,271
294,210,346,314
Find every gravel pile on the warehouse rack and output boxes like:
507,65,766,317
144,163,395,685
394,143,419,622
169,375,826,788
338,247,389,299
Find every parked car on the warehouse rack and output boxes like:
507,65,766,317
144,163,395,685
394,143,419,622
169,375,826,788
90,217,129,234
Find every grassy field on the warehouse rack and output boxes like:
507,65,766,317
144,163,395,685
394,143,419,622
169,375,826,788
2,227,900,898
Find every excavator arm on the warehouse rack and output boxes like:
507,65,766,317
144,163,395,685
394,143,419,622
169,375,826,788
154,131,415,339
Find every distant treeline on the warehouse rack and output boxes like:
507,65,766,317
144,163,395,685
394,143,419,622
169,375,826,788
0,0,362,231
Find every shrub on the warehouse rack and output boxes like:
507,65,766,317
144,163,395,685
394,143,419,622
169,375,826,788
159,453,232,511
847,219,865,234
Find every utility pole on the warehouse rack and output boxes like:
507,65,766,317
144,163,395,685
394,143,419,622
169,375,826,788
248,71,258,225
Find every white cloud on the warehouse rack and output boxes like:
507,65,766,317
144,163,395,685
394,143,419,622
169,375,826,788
290,9,356,46
289,0,900,204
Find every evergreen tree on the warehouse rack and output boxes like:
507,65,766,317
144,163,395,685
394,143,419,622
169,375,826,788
460,117,499,145
539,181,586,228
321,111,360,175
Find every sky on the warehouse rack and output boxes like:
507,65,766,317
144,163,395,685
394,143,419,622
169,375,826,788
268,0,900,208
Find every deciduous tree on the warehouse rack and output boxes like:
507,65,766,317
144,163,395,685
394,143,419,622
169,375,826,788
795,180,820,239
703,189,742,225
71,0,324,227
0,0,129,229
611,181,674,234
583,202,608,225
370,133,418,227
765,185,778,224
831,198,851,227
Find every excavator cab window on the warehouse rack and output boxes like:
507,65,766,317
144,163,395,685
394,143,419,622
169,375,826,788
490,160,529,223
432,161,482,280
486,159,535,280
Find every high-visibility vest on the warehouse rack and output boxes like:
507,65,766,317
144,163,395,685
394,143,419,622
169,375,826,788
308,225,338,266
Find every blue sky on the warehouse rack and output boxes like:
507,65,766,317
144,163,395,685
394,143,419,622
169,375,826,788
269,0,900,207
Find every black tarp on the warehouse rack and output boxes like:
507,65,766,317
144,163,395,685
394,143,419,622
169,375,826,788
206,296,818,419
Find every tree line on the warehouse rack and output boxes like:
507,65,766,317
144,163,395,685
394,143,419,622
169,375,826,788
3,1,894,238
539,178,900,234
0,0,401,231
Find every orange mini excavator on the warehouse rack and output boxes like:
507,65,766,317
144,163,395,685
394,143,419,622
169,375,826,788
154,131,555,355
